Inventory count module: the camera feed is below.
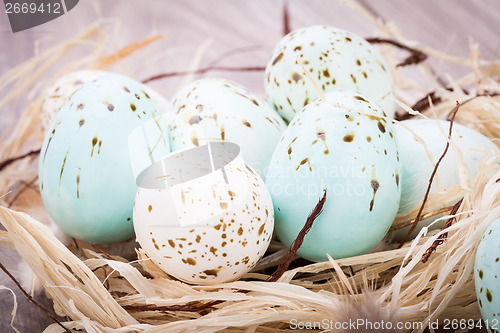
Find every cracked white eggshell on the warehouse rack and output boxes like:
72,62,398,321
133,142,274,284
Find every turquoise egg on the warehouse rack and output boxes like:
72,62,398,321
39,73,170,243
265,90,401,262
475,217,500,332
391,119,498,241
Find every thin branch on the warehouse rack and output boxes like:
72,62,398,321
398,101,461,248
267,189,327,282
283,0,291,36
366,37,427,67
142,66,265,84
408,92,442,114
422,198,463,263
123,300,223,313
0,149,41,172
7,176,38,208
91,244,115,261
0,261,70,332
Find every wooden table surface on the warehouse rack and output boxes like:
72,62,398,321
1,0,499,331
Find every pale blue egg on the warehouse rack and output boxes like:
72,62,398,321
168,78,287,177
265,26,396,122
266,90,401,262
39,73,170,243
391,119,498,241
475,218,500,332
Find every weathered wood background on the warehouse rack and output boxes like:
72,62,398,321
0,0,499,331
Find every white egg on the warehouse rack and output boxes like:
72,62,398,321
133,142,274,284
265,25,396,122
168,78,287,177
41,70,170,132
391,119,499,241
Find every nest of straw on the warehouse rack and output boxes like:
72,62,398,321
1,4,499,333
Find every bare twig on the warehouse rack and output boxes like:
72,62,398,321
409,92,442,114
123,300,223,313
0,262,70,332
398,101,460,248
366,37,427,67
7,176,38,208
283,0,291,36
422,198,464,263
0,149,41,172
142,66,265,84
267,190,327,282
90,244,115,261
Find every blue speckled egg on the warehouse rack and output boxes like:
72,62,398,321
391,119,498,241
39,73,170,243
265,26,396,123
168,78,287,177
265,90,401,262
475,217,500,332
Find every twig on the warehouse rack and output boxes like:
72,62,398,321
0,261,70,332
408,92,442,114
422,198,463,263
91,244,115,261
366,37,427,67
0,149,41,172
389,206,455,232
398,101,461,248
283,0,291,36
7,176,38,208
123,300,223,313
142,66,265,84
267,189,327,282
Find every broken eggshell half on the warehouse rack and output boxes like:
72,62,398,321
133,141,274,284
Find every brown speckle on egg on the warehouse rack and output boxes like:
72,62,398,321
189,115,202,124
272,52,283,66
377,122,386,133
343,134,354,142
182,258,196,266
369,180,380,211
292,72,302,83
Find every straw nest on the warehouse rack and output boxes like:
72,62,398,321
0,4,499,333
